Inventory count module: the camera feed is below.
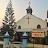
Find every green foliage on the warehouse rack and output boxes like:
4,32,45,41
1,0,17,38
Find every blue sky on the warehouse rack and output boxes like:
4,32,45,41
0,0,48,26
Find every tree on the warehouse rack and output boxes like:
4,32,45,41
1,0,17,38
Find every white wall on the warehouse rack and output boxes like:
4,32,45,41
16,14,47,29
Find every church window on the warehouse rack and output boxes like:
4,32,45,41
18,26,21,29
37,24,41,29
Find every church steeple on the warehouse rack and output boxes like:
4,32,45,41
26,2,32,15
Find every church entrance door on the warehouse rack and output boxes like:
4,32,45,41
15,32,22,42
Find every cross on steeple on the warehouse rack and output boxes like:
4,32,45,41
29,2,31,6
26,2,32,14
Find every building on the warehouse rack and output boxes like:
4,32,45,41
14,4,47,44
16,6,47,29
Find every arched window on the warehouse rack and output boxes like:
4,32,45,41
37,24,41,29
18,26,21,29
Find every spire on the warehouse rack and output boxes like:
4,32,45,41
26,2,32,15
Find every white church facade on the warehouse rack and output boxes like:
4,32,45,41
14,5,47,44
16,14,47,29
16,5,47,30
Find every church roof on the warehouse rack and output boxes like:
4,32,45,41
16,28,46,32
17,14,45,23
26,5,32,10
16,29,32,32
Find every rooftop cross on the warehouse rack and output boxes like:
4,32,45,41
29,2,31,5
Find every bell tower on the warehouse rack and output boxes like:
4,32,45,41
26,2,33,15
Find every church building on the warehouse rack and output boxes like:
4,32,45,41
15,3,47,44
16,5,47,29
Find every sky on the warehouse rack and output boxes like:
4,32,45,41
0,0,48,27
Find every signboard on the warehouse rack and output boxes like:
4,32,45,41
32,31,45,38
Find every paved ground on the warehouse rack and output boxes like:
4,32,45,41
11,42,48,48
10,42,22,48
27,43,48,48
0,41,48,48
